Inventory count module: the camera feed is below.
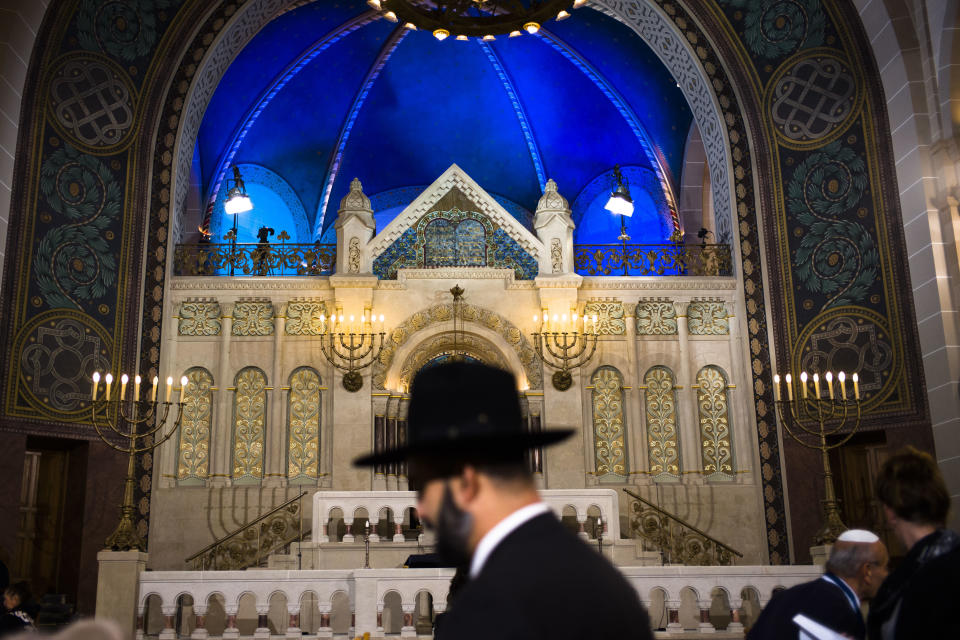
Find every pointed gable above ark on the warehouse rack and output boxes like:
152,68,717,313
369,164,544,280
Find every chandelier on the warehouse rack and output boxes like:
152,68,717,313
367,0,589,40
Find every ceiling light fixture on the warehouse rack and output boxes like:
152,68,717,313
433,27,450,40
372,0,585,39
224,165,253,215
604,164,634,218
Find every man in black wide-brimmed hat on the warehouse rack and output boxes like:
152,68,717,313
355,360,652,640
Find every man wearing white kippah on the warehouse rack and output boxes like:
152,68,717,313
747,529,889,640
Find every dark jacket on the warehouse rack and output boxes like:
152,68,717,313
867,529,960,639
437,512,652,640
746,575,865,640
0,608,35,637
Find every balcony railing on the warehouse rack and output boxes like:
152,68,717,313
573,243,732,277
173,242,336,276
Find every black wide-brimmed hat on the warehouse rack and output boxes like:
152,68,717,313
353,361,573,467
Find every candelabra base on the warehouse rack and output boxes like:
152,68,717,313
813,500,847,546
105,511,146,551
342,371,364,392
552,370,573,391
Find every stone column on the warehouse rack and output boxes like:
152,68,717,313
400,604,417,638
317,604,333,639
392,514,405,542
576,516,588,540
372,395,388,489
135,607,145,640
222,607,239,640
158,300,182,488
334,178,376,275
727,597,744,634
191,604,209,639
624,313,646,484
95,550,148,636
254,605,271,639
676,300,700,483
265,307,287,487
376,607,384,634
211,303,234,487
666,601,683,634
343,518,355,543
698,601,715,633
285,603,301,639
533,178,575,275
159,605,177,640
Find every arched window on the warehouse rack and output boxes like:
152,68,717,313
590,366,627,481
288,367,321,483
232,367,267,482
177,367,214,485
643,366,680,481
696,365,734,480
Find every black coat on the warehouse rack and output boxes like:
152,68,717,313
437,512,652,640
867,529,960,639
746,576,865,640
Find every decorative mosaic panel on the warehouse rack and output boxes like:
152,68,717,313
372,207,538,280
287,367,320,482
687,301,729,335
233,301,274,336
643,366,680,480
696,365,733,479
591,367,627,478
285,300,327,336
178,301,221,336
584,300,626,335
177,367,214,483
232,367,266,481
636,300,678,335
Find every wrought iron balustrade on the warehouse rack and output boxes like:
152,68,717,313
624,488,742,566
173,242,336,276
573,243,732,277
185,491,309,570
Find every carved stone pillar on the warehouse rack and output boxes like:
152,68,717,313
211,302,234,487
393,518,404,542
576,517,588,540
191,604,209,639
343,519,355,543
698,601,715,633
676,300,700,483
727,601,744,634
159,606,177,640
666,601,683,634
533,178,575,275
254,605,270,639
222,607,239,640
376,608,384,634
135,609,145,640
285,604,301,639
334,178,376,274
265,307,287,487
317,606,332,639
400,604,417,638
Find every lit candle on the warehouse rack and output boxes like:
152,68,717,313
349,315,355,333
825,371,833,400
592,314,598,334
812,373,820,399
572,313,578,334
105,373,113,400
338,314,344,332
134,375,141,402
92,371,100,401
852,373,860,400
165,376,173,403
379,314,385,330
773,374,781,401
561,314,568,331
150,376,159,403
179,376,188,404
552,314,559,330
785,373,793,401
800,371,808,398
838,371,847,400
120,374,129,401
319,314,326,332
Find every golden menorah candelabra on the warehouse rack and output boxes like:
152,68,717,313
531,312,599,391
90,371,188,551
771,369,863,545
318,313,386,392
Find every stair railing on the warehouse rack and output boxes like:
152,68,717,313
185,491,309,570
623,488,743,566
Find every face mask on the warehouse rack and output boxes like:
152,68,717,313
430,482,474,568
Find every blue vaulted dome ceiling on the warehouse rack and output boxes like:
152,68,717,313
196,0,693,246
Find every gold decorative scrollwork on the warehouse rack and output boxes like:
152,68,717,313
573,243,732,277
177,367,214,482
173,242,336,276
636,300,678,335
178,301,221,336
643,366,680,479
687,301,729,335
285,300,328,336
288,368,320,480
697,366,734,478
584,300,625,335
233,301,274,336
627,497,738,566
591,367,627,477
232,367,266,480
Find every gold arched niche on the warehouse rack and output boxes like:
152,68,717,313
396,331,510,392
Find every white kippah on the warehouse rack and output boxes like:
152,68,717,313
837,529,880,543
